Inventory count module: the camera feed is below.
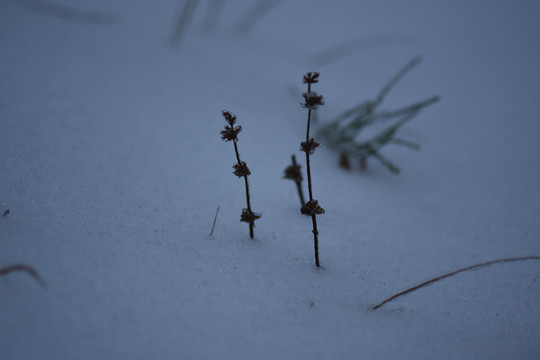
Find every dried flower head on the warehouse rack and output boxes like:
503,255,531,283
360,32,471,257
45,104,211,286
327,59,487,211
222,110,237,125
301,91,324,110
221,124,242,142
300,138,320,155
301,200,325,216
303,72,320,84
240,208,261,225
233,161,251,177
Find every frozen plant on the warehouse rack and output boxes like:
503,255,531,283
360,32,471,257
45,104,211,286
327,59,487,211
220,110,261,239
317,57,440,174
299,72,325,267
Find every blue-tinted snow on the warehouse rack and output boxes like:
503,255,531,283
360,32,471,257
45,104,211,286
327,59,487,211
1,1,539,359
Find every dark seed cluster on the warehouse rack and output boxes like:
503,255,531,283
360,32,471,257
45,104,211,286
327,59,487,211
300,138,321,155
301,200,325,216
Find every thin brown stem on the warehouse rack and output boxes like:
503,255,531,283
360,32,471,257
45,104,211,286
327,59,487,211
305,152,314,202
305,104,319,267
234,141,254,239
311,215,320,266
221,111,259,239
372,255,540,310
304,149,319,267
210,206,220,236
233,141,242,164
300,73,324,267
306,109,312,144
244,176,254,238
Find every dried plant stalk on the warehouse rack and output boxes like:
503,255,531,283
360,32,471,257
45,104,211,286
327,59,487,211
220,110,260,238
373,255,540,310
0,264,46,288
300,72,325,267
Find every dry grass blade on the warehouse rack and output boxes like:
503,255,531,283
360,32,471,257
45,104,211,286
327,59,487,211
210,206,220,236
0,264,46,289
372,256,540,310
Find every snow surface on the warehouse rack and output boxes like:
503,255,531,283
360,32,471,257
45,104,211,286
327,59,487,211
1,0,540,359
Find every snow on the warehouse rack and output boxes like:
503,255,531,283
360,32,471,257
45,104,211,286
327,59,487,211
1,0,540,359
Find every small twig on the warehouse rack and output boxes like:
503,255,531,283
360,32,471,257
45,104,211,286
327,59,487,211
0,264,46,289
373,255,540,310
210,206,220,236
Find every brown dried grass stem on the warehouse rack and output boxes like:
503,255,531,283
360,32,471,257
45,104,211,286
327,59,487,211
372,255,540,310
0,264,46,289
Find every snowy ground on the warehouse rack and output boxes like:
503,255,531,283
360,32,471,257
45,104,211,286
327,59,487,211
1,1,540,359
